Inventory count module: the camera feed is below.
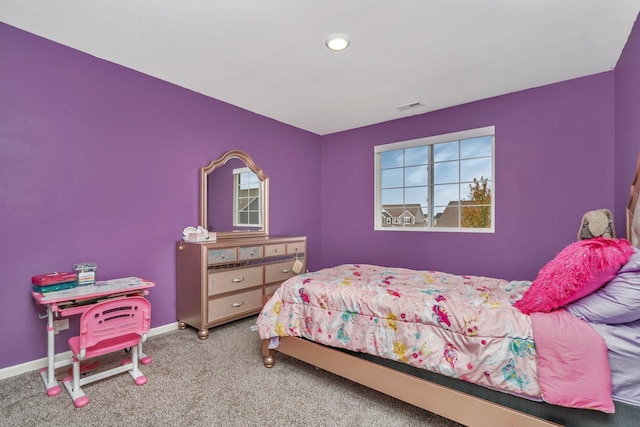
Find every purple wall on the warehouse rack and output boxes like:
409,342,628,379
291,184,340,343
615,16,640,232
320,73,616,281
0,23,321,369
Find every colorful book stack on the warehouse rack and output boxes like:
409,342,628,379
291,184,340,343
32,272,78,293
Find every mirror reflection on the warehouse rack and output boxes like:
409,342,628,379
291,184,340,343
233,168,262,227
200,150,269,238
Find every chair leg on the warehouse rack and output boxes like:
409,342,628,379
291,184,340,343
63,342,148,408
62,359,89,408
138,342,152,365
128,344,147,385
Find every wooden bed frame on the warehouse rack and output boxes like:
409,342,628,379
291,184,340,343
260,152,640,427
626,152,640,242
261,338,559,427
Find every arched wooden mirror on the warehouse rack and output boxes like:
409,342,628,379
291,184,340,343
200,150,269,239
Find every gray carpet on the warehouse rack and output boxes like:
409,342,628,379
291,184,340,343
0,316,463,426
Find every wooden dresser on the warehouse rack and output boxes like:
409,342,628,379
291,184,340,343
175,235,306,339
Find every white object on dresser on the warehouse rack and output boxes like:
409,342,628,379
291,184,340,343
175,236,306,339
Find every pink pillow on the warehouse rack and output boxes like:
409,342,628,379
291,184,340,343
514,238,634,314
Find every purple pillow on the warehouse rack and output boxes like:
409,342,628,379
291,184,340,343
514,238,634,314
567,248,640,324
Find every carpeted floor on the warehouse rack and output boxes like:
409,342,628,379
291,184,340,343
0,316,463,427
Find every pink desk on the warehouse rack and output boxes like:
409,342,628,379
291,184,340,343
32,277,155,396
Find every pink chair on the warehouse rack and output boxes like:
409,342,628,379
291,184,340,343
62,296,151,408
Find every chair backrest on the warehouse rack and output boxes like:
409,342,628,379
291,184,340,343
78,296,151,350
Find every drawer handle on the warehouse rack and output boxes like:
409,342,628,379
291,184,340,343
221,254,226,259
231,301,245,308
232,277,245,283
274,248,279,253
281,269,290,273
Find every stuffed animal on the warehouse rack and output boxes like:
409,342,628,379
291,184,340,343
578,209,615,240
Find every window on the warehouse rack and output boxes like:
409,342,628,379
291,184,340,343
374,126,494,232
233,167,263,227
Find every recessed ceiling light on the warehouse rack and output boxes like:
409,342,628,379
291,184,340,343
325,34,350,51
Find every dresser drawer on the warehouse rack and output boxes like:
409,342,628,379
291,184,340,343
286,241,305,254
265,260,297,284
208,266,263,296
207,248,237,265
208,289,262,323
264,283,281,297
264,244,286,257
238,245,263,260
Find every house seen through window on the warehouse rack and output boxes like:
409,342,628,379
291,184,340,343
233,167,262,227
374,126,494,232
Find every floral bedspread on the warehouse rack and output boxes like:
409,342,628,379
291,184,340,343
257,264,542,399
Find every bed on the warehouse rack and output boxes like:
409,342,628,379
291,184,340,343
257,159,640,427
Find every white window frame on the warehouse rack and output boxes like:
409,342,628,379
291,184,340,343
233,167,263,228
374,126,495,233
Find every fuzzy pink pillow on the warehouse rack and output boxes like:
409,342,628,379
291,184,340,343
514,238,634,314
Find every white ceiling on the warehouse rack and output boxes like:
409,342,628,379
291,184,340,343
2,1,640,135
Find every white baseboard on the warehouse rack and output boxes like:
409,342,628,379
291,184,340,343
0,322,179,381
148,321,180,337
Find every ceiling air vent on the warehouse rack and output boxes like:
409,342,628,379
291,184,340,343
396,101,424,112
